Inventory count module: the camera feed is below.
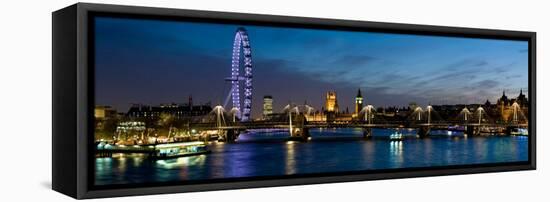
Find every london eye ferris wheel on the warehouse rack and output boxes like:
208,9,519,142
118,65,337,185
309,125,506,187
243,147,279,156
224,27,253,121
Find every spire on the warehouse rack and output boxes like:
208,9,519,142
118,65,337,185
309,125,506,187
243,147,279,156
356,88,362,98
520,88,523,96
502,90,506,96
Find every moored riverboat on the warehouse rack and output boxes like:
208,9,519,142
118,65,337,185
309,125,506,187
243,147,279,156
152,141,211,159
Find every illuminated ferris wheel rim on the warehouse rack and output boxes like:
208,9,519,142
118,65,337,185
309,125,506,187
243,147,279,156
228,27,253,121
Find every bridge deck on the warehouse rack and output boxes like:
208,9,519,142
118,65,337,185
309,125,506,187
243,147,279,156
189,122,527,130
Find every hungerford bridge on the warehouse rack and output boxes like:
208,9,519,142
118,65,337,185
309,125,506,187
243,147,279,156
191,103,528,142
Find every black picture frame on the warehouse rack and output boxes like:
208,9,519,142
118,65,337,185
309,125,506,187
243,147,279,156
52,3,536,199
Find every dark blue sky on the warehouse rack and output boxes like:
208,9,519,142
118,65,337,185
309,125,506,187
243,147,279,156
94,16,528,118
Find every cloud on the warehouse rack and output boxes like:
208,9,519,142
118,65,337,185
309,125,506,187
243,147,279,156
445,58,488,70
331,54,377,67
473,79,500,89
505,74,522,79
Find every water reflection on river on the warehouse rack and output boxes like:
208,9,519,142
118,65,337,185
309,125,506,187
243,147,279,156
95,128,528,185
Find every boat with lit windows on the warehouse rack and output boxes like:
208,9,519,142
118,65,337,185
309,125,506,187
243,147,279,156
509,128,528,136
389,131,404,141
152,141,211,159
95,141,211,158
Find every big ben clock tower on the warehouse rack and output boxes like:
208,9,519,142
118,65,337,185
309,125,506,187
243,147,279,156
355,88,363,116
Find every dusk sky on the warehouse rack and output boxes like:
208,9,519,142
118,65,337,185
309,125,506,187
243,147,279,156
94,16,528,118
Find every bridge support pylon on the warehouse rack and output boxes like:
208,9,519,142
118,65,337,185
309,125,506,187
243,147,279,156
363,128,373,139
505,126,519,136
417,126,430,138
96,150,113,158
465,126,479,137
287,114,310,142
201,133,211,142
288,127,310,141
218,129,240,143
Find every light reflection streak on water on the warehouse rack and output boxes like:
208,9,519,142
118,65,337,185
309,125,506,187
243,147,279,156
422,138,433,164
285,141,297,175
155,155,206,170
389,141,403,167
114,154,127,173
95,157,112,173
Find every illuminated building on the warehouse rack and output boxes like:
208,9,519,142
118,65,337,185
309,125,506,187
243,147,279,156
497,89,529,122
95,106,118,130
116,121,146,134
263,95,273,119
305,112,327,122
114,121,146,142
325,91,339,113
497,90,509,105
516,89,528,107
497,90,511,120
354,88,363,116
127,99,212,120
95,106,117,119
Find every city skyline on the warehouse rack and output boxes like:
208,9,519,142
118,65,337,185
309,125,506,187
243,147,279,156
99,88,527,116
94,16,528,119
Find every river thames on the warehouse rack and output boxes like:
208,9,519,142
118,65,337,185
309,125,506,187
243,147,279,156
95,128,528,185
